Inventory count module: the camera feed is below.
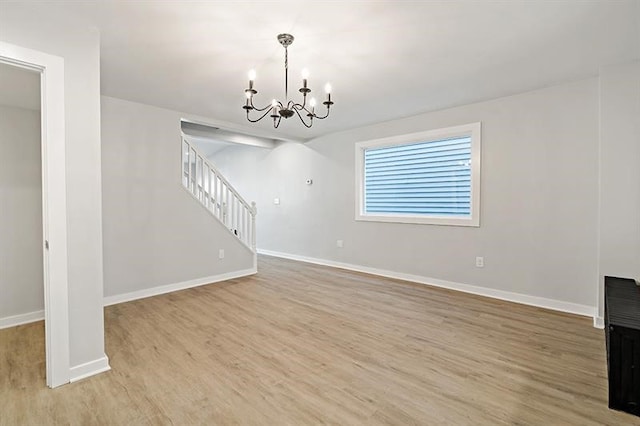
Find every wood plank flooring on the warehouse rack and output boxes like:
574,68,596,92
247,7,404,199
1,255,639,425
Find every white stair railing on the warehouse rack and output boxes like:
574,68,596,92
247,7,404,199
182,137,257,251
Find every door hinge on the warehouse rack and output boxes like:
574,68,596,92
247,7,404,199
45,240,49,250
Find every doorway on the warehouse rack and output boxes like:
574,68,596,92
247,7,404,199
0,62,45,385
0,42,69,388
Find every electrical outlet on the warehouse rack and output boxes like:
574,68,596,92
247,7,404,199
219,249,225,259
475,256,484,268
336,239,344,248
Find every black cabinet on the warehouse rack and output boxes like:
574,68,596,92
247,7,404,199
605,276,640,417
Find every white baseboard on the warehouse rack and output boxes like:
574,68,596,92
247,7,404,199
69,354,111,383
258,249,598,320
103,267,258,306
0,310,44,330
593,316,605,329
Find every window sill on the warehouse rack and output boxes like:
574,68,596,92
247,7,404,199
355,213,479,227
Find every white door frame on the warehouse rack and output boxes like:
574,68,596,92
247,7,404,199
0,42,70,388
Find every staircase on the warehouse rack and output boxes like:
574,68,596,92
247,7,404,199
181,137,257,252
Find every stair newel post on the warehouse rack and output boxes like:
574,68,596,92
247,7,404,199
251,201,257,251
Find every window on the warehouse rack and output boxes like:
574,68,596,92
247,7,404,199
355,122,481,226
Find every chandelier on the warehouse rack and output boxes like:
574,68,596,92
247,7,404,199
243,33,334,129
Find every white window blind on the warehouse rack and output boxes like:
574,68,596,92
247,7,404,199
355,122,481,227
364,136,472,216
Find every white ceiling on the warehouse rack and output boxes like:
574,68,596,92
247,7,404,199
5,1,640,141
0,62,40,111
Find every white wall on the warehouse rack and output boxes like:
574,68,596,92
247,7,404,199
100,96,255,298
214,78,602,312
0,8,106,369
597,60,640,318
0,105,43,319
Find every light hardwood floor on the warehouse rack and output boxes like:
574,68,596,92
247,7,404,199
1,255,639,425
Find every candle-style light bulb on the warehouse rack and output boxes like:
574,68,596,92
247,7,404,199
310,97,317,115
248,69,256,90
301,68,309,89
324,83,332,103
271,99,278,108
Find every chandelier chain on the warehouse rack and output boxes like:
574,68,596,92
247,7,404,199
284,46,288,101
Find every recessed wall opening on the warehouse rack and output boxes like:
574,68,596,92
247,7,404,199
180,120,279,152
180,119,279,192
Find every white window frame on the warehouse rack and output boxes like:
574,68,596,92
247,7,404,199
355,122,481,227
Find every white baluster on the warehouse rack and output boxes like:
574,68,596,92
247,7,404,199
182,139,188,188
229,192,233,231
235,197,239,236
224,185,228,226
216,173,221,219
208,168,213,211
209,168,214,211
199,156,205,201
245,204,249,245
245,204,249,246
239,204,244,244
231,193,236,234
241,203,246,244
251,201,257,250
214,171,218,212
203,164,208,208
206,168,210,206
190,147,197,193
220,181,227,226
195,155,200,199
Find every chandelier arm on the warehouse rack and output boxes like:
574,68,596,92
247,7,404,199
249,104,272,112
246,108,274,123
273,115,283,129
313,106,331,120
291,101,322,121
248,97,272,112
291,102,312,115
293,107,313,128
297,95,306,109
